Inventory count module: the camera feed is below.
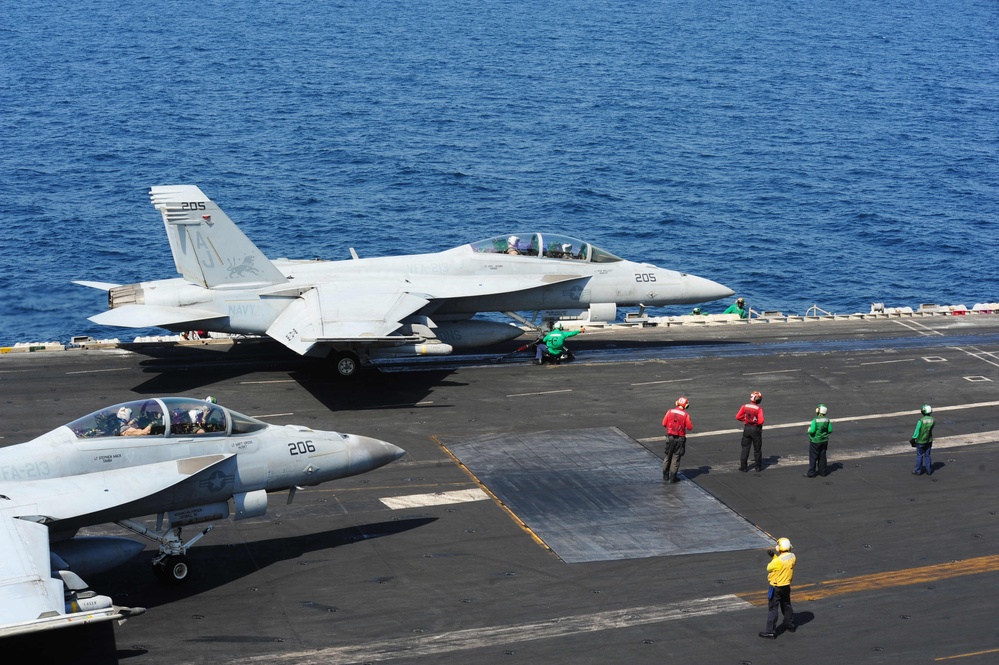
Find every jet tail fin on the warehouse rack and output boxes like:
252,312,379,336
149,185,287,289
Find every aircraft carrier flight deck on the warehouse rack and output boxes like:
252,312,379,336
2,312,999,664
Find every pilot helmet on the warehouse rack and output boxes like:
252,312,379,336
117,407,132,421
508,235,519,246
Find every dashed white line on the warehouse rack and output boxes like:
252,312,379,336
507,389,573,397
248,594,753,664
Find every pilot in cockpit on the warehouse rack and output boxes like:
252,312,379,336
117,407,150,436
506,235,521,255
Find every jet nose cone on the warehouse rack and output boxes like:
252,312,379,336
682,274,735,304
347,434,406,474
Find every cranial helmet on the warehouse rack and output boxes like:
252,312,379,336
776,537,792,552
921,404,932,415
553,322,563,330
750,391,762,404
676,397,690,409
816,404,827,416
205,396,217,404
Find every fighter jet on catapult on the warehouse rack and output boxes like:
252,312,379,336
77,185,734,377
0,397,404,638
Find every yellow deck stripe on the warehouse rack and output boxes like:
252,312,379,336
737,553,999,606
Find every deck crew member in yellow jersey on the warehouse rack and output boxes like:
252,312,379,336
759,537,796,639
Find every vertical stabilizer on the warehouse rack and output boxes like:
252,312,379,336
149,185,287,288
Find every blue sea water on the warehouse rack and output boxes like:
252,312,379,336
2,0,997,344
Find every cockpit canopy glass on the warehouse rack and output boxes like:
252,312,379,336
469,234,621,263
66,398,267,439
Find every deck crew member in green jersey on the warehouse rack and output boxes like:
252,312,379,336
723,297,748,319
910,404,935,476
804,404,832,478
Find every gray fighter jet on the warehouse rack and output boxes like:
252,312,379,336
0,397,404,637
78,186,733,376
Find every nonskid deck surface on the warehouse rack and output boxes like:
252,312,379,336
438,427,771,562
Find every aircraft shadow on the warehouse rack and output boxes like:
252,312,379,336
126,342,466,411
89,517,437,610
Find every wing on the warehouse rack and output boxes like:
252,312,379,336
0,514,123,637
5,455,233,525
264,274,587,356
266,285,430,355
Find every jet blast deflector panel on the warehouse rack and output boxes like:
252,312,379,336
438,427,771,562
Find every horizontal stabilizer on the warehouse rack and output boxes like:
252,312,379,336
72,280,121,291
88,304,226,329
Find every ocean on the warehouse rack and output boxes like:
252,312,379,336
2,0,997,344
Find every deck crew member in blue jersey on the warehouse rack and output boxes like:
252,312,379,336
759,537,796,639
662,396,693,483
910,404,935,476
804,404,832,478
736,391,765,472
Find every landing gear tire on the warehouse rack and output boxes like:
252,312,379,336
333,350,361,378
154,555,191,585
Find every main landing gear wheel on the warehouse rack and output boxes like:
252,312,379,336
153,554,190,585
333,350,361,378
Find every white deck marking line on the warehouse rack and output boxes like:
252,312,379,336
249,594,753,664
507,389,573,397
380,488,490,510
252,412,294,419
892,319,945,336
65,367,130,375
239,379,298,384
859,358,916,365
743,368,801,375
637,401,999,442
630,377,694,386
950,346,999,369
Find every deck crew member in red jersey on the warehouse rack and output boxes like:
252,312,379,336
737,391,765,472
662,396,693,483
